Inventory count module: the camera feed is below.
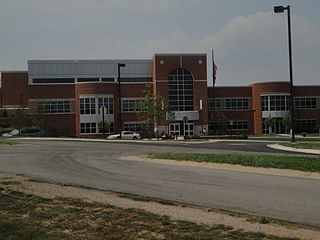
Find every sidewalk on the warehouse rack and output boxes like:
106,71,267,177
268,144,320,155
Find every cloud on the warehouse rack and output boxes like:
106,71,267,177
1,6,319,87
128,11,320,86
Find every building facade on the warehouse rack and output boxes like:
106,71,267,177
1,53,319,137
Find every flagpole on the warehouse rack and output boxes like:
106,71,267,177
212,49,216,134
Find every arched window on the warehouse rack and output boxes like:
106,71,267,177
168,68,194,111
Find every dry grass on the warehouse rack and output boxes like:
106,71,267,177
0,181,300,240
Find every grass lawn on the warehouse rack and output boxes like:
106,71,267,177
249,137,320,142
280,142,320,150
0,140,17,145
149,153,320,172
0,182,298,240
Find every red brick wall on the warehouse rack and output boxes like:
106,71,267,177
1,72,28,106
250,82,290,134
29,85,75,99
294,86,320,96
208,87,252,98
46,114,76,137
153,54,208,127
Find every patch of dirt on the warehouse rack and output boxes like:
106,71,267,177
0,173,319,240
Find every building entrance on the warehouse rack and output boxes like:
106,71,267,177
169,122,194,136
263,118,288,134
169,123,180,136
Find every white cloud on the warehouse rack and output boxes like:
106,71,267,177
122,11,320,86
1,6,319,86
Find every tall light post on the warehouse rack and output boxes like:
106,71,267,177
118,63,126,139
274,5,295,142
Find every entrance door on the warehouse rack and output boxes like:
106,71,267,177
170,123,180,136
273,119,287,134
184,122,194,136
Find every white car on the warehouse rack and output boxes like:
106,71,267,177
2,129,20,137
107,131,141,140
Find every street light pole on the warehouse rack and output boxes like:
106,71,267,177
274,5,295,142
118,63,126,139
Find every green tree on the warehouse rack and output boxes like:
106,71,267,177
136,88,174,138
12,109,32,130
97,120,111,133
0,108,8,118
282,114,292,132
264,116,276,135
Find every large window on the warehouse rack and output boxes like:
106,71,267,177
80,122,96,134
295,97,316,109
208,99,220,111
80,98,96,115
98,122,114,134
119,77,152,83
33,78,75,84
122,99,144,112
296,119,316,126
168,68,194,111
124,122,152,132
261,95,290,111
98,97,114,114
225,99,249,110
38,100,71,114
226,120,248,130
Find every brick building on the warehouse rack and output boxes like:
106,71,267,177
1,53,319,137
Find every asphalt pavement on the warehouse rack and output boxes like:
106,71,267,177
0,139,319,228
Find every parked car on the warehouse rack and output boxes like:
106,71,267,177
107,131,141,140
19,128,46,137
2,128,46,137
2,129,20,137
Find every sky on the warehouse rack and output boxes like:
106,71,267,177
1,0,320,86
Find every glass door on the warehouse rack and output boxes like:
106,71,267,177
170,123,180,136
184,122,194,136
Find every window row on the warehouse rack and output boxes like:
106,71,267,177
261,96,290,111
295,98,317,109
225,99,249,110
122,99,145,112
296,119,316,126
38,100,71,114
208,120,249,131
226,120,249,130
208,98,249,111
124,123,152,132
80,97,114,115
33,77,152,84
80,122,114,134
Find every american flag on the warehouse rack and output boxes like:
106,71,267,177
212,49,217,86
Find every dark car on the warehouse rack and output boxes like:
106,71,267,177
19,128,46,137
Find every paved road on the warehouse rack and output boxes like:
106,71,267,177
0,140,319,228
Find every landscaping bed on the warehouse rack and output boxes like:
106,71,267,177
149,153,320,172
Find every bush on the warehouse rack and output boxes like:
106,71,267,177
191,135,201,139
232,134,248,139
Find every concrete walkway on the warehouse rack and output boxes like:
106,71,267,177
268,144,320,155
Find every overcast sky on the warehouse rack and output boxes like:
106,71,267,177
1,0,319,86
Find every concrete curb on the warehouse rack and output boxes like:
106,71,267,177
268,144,320,155
121,155,320,180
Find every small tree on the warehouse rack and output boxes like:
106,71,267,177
97,120,111,133
12,109,32,130
136,88,174,138
0,109,8,118
31,108,50,131
282,114,292,134
264,116,276,135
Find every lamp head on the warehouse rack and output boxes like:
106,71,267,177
274,6,285,13
118,63,126,67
